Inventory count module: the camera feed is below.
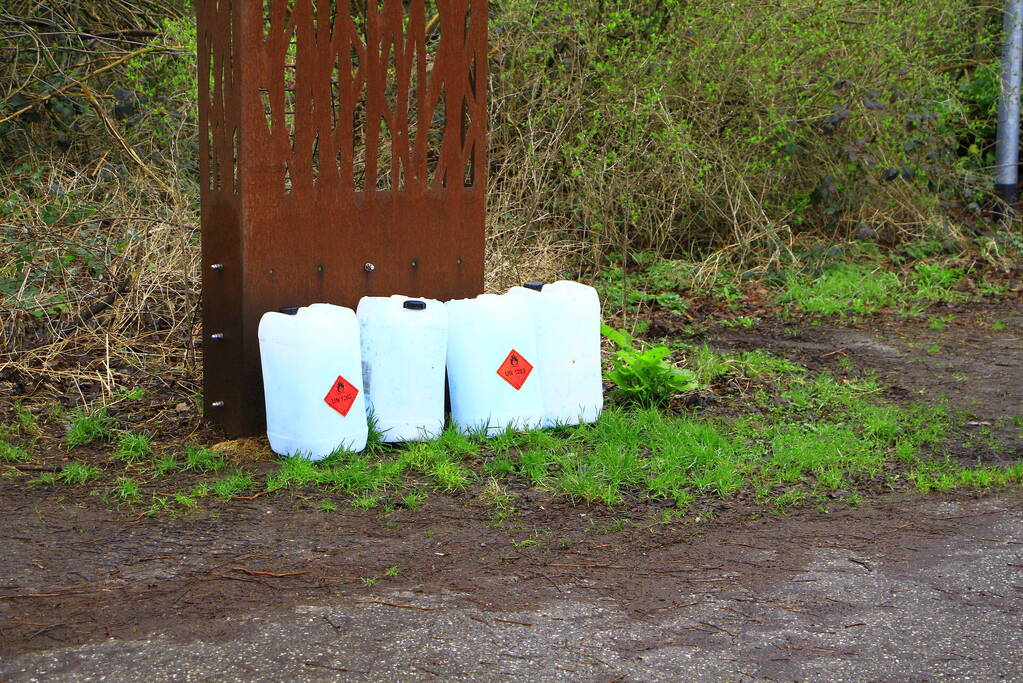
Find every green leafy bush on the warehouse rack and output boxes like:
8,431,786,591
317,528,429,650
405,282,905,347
602,325,698,406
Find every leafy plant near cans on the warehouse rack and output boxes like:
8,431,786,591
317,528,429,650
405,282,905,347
601,325,699,406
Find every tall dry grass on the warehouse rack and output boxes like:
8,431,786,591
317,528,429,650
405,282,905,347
1,2,199,402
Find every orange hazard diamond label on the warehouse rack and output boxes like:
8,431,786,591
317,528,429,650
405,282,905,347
324,375,359,417
497,349,533,390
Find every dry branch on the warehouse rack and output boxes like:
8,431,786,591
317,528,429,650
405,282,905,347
0,47,157,125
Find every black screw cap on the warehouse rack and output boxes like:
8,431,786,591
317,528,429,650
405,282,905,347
403,300,427,310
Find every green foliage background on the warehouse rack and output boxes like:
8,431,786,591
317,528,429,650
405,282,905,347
490,0,1003,262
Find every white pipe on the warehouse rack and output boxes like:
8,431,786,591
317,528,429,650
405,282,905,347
995,0,1023,207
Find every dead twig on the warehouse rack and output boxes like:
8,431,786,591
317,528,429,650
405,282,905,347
209,572,281,590
58,276,132,335
848,557,873,572
234,489,282,500
230,566,307,578
697,620,736,637
352,599,437,611
28,622,67,639
303,661,349,673
0,47,157,125
0,583,90,600
80,84,173,194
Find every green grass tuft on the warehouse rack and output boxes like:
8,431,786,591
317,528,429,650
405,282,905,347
211,471,252,499
113,431,152,463
151,453,178,477
174,492,198,509
65,407,112,447
60,462,101,484
0,440,30,463
183,445,224,472
111,477,141,502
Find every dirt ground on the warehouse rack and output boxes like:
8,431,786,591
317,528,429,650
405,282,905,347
1,298,1021,679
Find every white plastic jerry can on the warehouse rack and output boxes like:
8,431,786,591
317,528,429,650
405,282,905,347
445,293,545,435
506,281,603,427
258,304,368,458
356,295,447,442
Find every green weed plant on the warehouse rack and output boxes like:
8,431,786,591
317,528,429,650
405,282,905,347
602,325,699,406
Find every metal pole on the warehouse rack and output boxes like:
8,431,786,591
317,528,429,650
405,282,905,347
995,0,1023,209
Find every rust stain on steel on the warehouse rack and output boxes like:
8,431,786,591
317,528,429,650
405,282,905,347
197,0,487,435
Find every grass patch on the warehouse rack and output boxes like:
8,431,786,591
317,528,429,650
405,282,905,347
211,471,253,499
151,453,178,477
35,472,57,486
776,260,970,319
778,263,904,317
174,492,198,509
351,494,380,510
908,461,1023,493
183,445,224,472
401,491,426,509
65,407,112,447
114,431,152,463
110,477,141,503
910,263,967,303
1,403,41,441
396,439,472,491
0,440,30,463
720,316,759,329
35,344,1017,520
60,462,101,485
235,348,1017,514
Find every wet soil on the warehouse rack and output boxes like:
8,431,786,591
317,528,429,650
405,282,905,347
1,297,1021,677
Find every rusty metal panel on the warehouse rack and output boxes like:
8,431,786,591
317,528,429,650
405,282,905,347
197,0,487,436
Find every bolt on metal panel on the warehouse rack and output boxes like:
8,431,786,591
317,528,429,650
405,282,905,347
197,0,487,436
